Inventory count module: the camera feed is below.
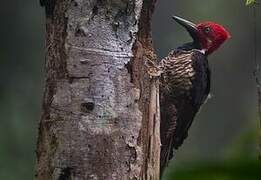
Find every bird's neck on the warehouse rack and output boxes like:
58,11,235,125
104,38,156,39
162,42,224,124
177,42,201,51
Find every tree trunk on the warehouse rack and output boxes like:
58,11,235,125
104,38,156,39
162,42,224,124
35,0,160,179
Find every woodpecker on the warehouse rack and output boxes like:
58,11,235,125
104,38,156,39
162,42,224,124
159,16,230,174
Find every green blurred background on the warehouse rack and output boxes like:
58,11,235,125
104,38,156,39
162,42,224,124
0,0,260,179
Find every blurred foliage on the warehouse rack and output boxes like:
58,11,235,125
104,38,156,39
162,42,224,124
246,0,258,6
0,0,44,179
165,160,261,180
225,128,258,160
162,128,260,179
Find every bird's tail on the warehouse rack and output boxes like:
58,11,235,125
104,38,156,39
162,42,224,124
160,136,176,178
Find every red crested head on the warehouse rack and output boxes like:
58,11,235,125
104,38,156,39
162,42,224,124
196,22,231,54
173,16,231,55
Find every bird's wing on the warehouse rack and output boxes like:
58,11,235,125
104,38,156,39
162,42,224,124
160,49,210,173
190,51,211,108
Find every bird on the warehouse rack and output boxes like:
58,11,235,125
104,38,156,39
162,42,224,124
159,16,231,175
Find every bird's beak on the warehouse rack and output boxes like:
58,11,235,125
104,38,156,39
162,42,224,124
172,16,199,41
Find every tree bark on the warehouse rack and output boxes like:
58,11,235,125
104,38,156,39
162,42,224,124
35,0,160,179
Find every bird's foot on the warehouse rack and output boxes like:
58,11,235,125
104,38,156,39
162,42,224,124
145,58,163,77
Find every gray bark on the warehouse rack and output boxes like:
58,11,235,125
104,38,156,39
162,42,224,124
35,0,160,179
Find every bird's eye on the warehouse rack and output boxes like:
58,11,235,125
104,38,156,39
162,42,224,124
204,27,211,34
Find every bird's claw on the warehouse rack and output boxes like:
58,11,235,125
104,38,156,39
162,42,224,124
145,58,163,77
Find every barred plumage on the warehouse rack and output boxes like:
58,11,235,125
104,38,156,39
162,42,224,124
160,49,210,172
